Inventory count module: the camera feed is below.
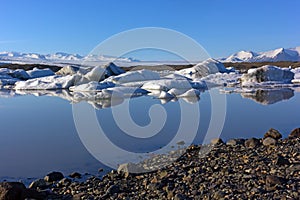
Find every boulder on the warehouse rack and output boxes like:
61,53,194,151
264,128,282,140
244,138,260,148
263,137,277,146
44,171,64,182
289,128,300,139
0,182,25,200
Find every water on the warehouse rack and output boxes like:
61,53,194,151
0,87,300,181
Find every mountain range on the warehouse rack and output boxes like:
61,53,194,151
220,47,300,62
1,46,300,66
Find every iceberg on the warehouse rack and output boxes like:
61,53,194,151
291,67,300,83
83,66,106,82
106,69,160,84
142,79,206,91
14,75,77,90
69,81,115,92
0,74,19,86
178,58,228,79
10,69,30,80
199,72,241,87
26,67,55,79
105,62,125,76
241,65,294,87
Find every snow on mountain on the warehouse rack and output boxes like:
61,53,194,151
221,47,300,62
0,51,139,65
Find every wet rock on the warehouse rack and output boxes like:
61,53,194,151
44,171,64,182
69,172,82,179
244,138,260,148
213,190,225,199
105,185,120,196
275,155,290,166
263,137,277,146
28,179,48,189
289,128,300,139
0,182,25,200
210,138,224,145
264,128,282,140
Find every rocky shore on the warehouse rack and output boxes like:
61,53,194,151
1,128,299,200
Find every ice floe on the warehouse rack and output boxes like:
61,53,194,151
241,65,294,87
106,69,160,84
26,67,55,79
291,67,300,83
177,58,228,79
14,75,77,90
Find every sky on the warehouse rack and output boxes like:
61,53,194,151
1,0,300,60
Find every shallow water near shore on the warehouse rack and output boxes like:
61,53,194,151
0,88,300,181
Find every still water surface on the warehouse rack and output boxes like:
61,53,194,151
0,88,299,180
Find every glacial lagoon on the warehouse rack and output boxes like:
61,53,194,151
0,87,300,181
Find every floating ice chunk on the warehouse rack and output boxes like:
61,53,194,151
241,65,294,87
107,70,160,84
69,81,115,92
84,66,106,82
0,74,19,86
142,79,198,91
26,67,55,79
0,68,13,74
199,72,241,87
56,65,80,76
10,69,30,80
177,89,201,97
106,87,148,97
178,58,228,78
14,75,77,90
105,62,125,76
158,91,175,99
167,88,188,96
291,67,300,83
164,73,191,80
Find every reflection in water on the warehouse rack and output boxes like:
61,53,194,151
241,88,294,105
13,89,201,109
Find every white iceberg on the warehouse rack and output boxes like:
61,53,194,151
106,69,160,84
177,88,201,97
177,58,228,79
241,65,294,87
291,67,300,83
105,62,125,76
0,74,19,86
14,75,77,90
84,66,106,82
26,67,55,79
142,79,206,91
10,69,30,80
55,65,81,76
69,81,115,92
198,72,241,87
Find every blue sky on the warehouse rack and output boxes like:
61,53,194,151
1,0,300,59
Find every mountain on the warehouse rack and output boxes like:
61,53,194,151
0,51,139,66
220,47,300,62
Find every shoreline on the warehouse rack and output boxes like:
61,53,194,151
1,128,299,199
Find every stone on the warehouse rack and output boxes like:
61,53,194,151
174,193,187,200
106,185,120,195
275,155,290,166
28,179,48,189
210,138,224,145
213,190,225,199
44,171,64,182
289,128,300,139
263,137,277,146
244,138,260,148
117,163,145,177
266,175,285,186
226,139,245,146
0,182,26,200
69,172,82,179
264,128,282,140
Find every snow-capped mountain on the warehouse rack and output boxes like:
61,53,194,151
0,51,139,66
220,47,300,62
